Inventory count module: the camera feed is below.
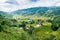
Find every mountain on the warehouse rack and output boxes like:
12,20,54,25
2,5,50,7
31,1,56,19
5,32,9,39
12,7,49,16
0,11,13,18
12,7,60,16
0,7,60,18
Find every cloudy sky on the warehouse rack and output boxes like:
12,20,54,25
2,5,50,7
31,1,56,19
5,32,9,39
0,0,60,12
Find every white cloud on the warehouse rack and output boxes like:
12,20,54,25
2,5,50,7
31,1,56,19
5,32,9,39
0,0,6,2
0,0,60,12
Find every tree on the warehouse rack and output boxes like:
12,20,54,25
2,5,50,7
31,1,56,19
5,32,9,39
0,25,3,32
51,25,59,31
51,16,60,31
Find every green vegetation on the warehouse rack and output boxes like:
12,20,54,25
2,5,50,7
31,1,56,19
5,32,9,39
0,8,60,40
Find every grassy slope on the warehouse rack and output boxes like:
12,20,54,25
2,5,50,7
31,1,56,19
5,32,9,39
0,8,60,40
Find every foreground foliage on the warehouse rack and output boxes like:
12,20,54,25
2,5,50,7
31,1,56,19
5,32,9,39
0,14,60,40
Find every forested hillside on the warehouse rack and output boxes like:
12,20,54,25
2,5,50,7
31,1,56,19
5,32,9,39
0,7,60,40
12,7,60,16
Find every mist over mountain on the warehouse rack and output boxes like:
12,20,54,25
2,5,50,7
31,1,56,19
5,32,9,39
0,0,60,12
0,7,60,17
0,11,13,18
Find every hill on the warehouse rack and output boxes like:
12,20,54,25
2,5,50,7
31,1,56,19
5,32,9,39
12,7,60,16
0,7,60,40
0,11,13,18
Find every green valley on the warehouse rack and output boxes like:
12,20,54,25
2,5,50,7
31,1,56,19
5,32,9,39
0,7,60,40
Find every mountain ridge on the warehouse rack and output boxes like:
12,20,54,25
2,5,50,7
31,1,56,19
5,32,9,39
0,7,60,17
12,7,60,16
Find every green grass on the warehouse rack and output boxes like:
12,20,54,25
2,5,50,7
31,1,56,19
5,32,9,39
0,14,60,40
